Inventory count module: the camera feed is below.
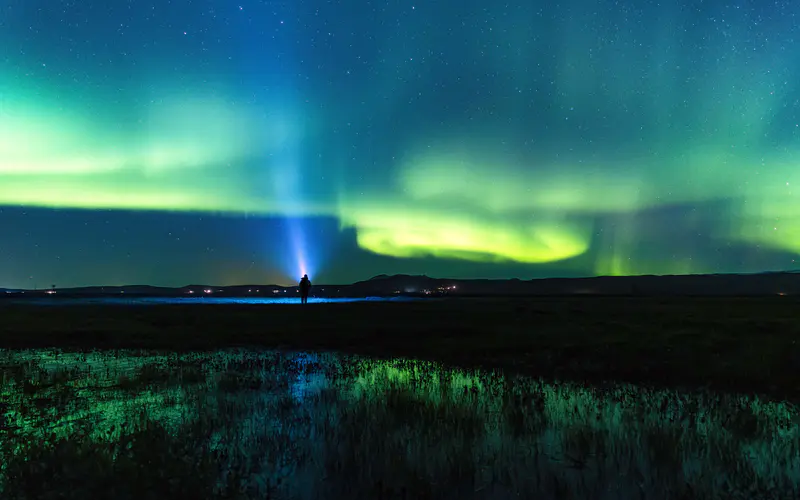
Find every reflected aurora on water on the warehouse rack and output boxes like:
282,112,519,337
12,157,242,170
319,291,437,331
1,349,798,498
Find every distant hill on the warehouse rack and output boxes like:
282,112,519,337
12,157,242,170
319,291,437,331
3,271,800,298
344,271,800,296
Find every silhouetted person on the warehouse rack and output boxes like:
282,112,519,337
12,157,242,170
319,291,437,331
299,274,311,304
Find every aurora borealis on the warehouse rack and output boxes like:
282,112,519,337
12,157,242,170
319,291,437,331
2,0,800,287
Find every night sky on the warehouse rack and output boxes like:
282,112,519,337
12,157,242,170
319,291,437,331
2,0,800,288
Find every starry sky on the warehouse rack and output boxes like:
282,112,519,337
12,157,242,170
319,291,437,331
2,0,800,288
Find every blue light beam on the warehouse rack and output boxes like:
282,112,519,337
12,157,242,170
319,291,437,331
269,140,318,283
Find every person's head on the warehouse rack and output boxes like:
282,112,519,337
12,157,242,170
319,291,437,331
303,274,308,279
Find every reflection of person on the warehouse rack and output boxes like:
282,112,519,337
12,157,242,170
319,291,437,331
299,274,311,304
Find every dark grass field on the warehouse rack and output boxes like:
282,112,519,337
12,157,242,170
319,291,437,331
2,296,800,399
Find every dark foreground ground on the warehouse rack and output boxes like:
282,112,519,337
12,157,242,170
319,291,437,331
2,296,800,399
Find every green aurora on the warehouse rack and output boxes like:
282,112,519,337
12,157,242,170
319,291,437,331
2,0,800,284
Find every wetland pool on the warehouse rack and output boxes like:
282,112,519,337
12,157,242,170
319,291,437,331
1,349,797,499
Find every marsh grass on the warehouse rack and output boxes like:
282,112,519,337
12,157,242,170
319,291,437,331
1,349,799,499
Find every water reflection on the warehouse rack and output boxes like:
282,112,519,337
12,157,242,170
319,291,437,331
2,296,419,306
1,349,798,499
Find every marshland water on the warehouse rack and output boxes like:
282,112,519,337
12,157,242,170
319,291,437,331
1,349,798,499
